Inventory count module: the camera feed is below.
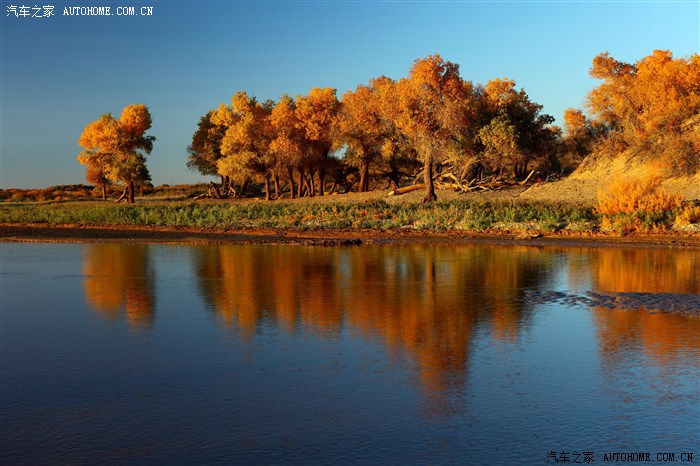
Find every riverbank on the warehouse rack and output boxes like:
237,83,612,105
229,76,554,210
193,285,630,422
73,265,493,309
2,223,699,249
2,187,699,247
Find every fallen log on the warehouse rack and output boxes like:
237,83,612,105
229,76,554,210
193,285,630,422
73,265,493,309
519,170,536,185
388,184,426,196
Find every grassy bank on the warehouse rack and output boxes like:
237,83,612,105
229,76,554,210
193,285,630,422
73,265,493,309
0,199,596,233
3,198,698,236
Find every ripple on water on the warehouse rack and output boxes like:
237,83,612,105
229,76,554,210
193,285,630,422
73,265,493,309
524,290,700,315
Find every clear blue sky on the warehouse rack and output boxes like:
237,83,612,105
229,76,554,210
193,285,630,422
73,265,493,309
1,0,698,188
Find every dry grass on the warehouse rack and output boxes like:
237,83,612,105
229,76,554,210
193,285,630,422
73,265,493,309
596,175,683,215
674,205,700,227
596,173,684,233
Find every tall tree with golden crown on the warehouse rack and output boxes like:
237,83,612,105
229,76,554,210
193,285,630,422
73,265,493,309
77,104,155,202
215,92,276,200
294,87,340,196
390,55,471,202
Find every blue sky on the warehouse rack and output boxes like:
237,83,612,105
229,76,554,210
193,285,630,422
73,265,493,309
1,1,698,188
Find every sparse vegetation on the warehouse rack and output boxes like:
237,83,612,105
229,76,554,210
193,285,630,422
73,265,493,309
3,177,697,237
0,198,595,234
596,174,685,234
674,204,700,228
0,183,211,203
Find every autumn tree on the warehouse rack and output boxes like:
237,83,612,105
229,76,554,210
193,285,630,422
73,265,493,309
270,95,307,198
216,92,276,200
85,163,111,199
562,108,596,161
585,50,700,172
77,114,119,199
115,104,156,202
187,111,228,193
294,87,340,196
390,54,473,202
479,78,557,178
338,80,394,192
369,76,421,189
478,114,523,176
77,104,155,203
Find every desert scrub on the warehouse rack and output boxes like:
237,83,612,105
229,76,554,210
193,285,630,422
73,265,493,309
596,175,683,234
1,199,594,233
674,204,700,230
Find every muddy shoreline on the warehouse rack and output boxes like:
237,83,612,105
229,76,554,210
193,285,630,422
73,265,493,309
2,223,700,248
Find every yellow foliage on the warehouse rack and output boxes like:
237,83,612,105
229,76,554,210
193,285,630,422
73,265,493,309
563,108,588,137
77,104,154,191
585,50,700,171
484,77,517,110
119,104,152,137
294,87,339,142
674,205,700,226
596,174,683,216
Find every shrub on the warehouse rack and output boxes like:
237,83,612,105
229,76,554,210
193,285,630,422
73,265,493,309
674,205,700,227
596,175,683,233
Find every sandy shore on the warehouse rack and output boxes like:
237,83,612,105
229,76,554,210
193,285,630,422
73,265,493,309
2,223,700,249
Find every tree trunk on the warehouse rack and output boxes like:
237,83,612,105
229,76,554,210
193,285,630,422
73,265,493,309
303,175,312,198
273,174,280,199
115,186,129,203
101,183,107,200
240,179,248,197
422,153,437,203
220,175,227,195
514,162,529,179
209,181,222,198
359,160,369,192
548,152,561,172
318,166,326,196
297,170,305,198
308,171,316,197
128,181,135,203
264,176,271,201
288,168,296,199
390,184,425,196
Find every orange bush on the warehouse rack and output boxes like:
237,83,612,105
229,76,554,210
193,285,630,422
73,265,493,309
596,175,683,216
674,205,700,227
596,174,684,233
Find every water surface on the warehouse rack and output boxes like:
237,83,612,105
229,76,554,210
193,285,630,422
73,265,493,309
1,242,698,465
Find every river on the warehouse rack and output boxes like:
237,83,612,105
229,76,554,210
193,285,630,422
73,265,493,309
1,242,698,465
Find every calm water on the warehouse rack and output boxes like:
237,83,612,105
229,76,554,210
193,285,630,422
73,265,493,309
1,242,698,465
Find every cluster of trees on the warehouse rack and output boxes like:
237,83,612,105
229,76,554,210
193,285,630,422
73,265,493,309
76,51,698,203
188,54,560,202
77,104,155,203
563,50,700,172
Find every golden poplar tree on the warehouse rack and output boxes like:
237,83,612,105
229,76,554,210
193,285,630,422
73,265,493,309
187,111,229,193
77,114,120,199
77,104,155,203
294,88,340,196
216,92,276,200
338,80,393,192
390,55,471,202
270,95,306,198
584,50,700,171
480,78,557,177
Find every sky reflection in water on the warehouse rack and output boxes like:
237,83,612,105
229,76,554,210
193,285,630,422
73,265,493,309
1,242,698,465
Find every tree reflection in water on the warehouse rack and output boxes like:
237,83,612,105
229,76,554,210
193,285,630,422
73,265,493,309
580,248,700,366
80,242,700,414
82,244,156,330
191,244,551,409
